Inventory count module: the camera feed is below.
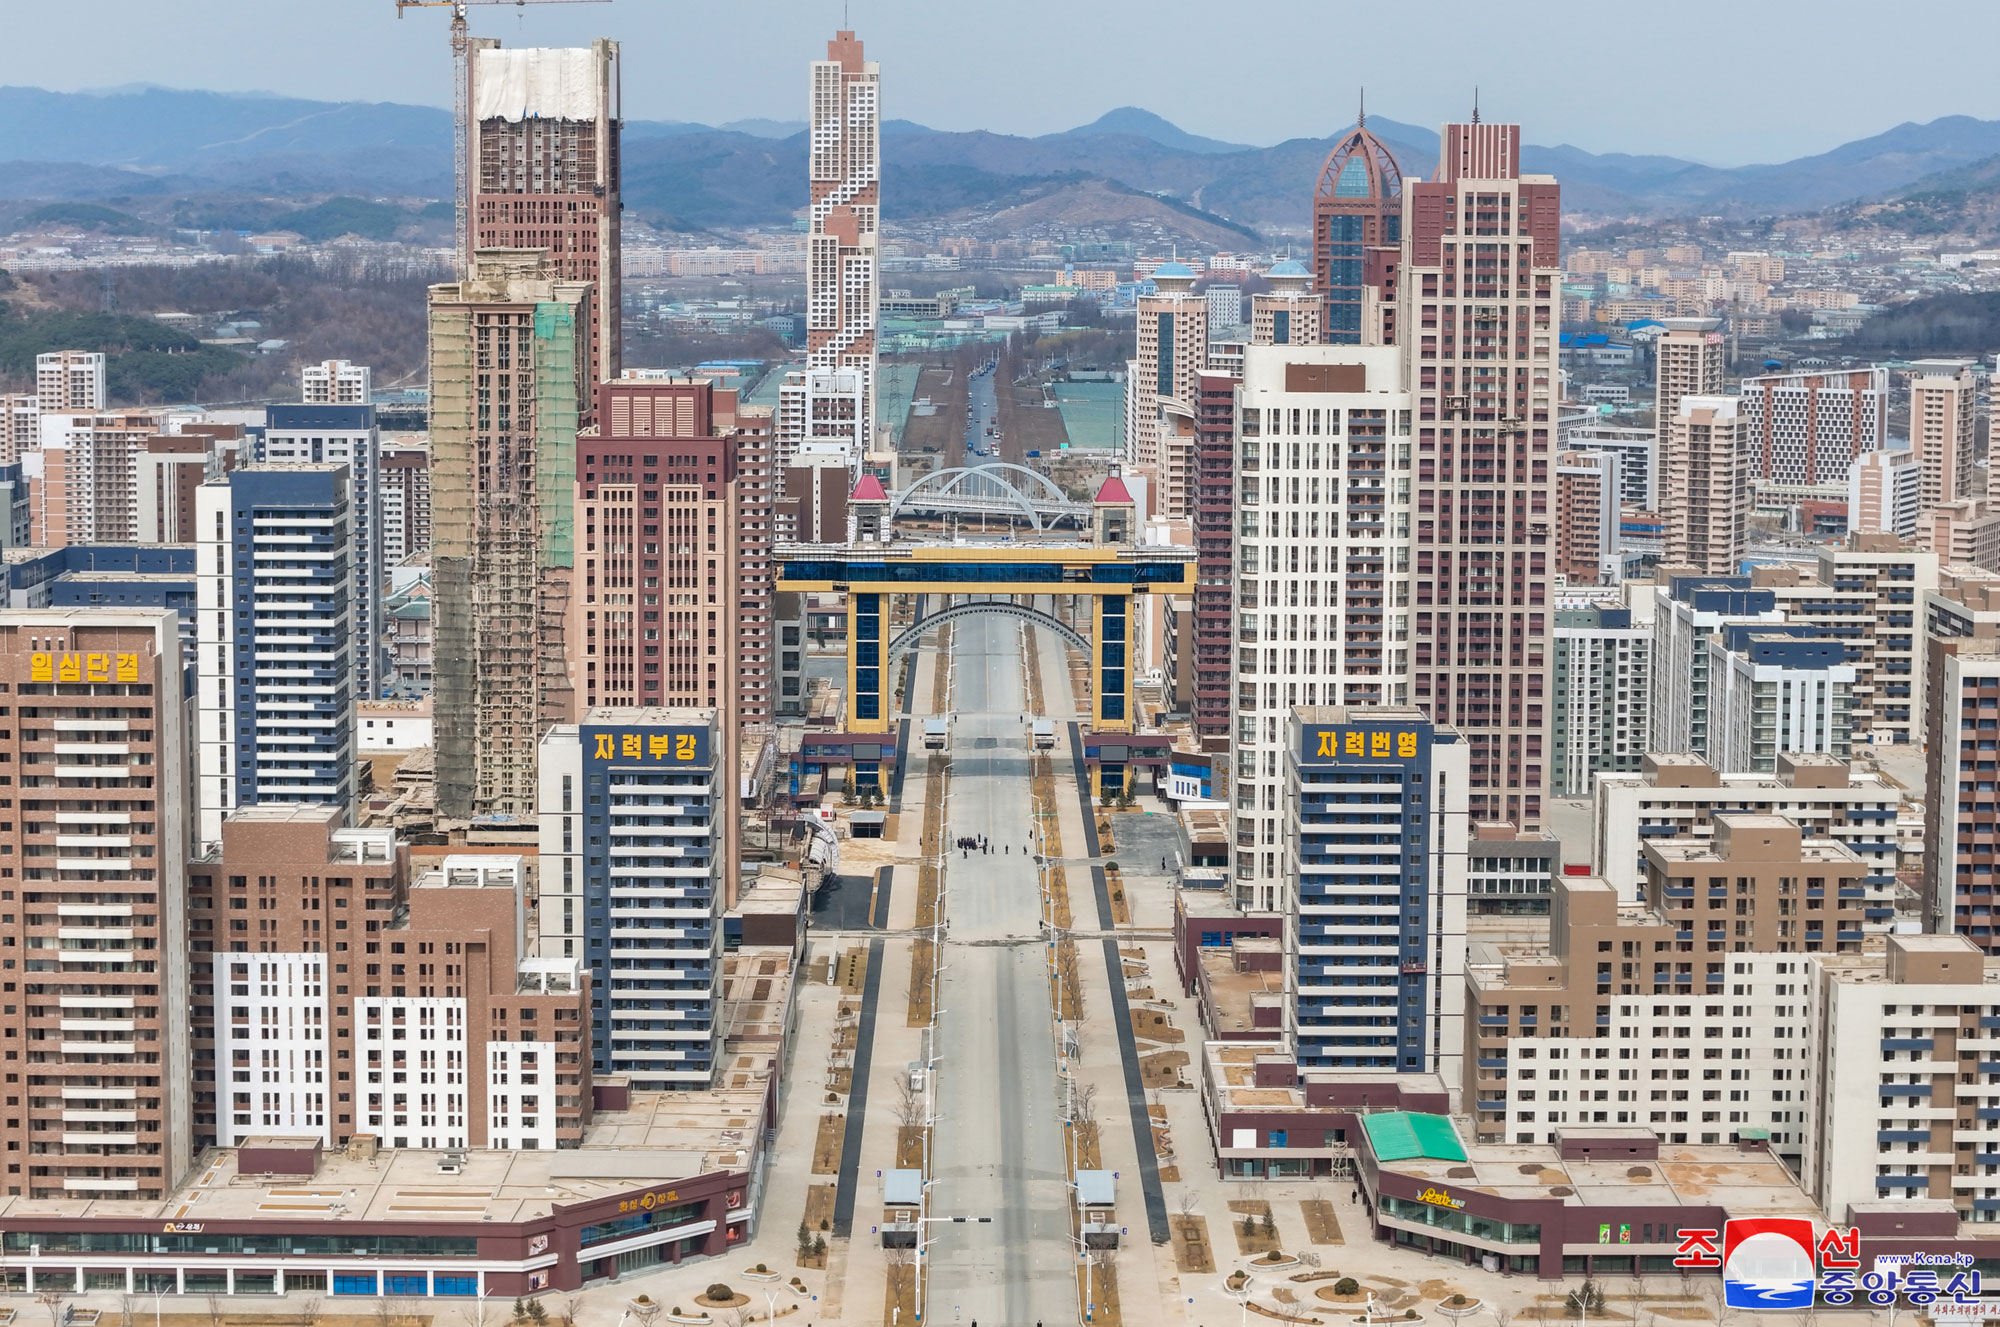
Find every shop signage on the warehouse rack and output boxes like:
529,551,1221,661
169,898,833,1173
616,1188,682,1215
1415,1187,1463,1210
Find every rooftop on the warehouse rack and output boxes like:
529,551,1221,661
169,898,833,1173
1364,1112,1468,1163
0,1083,771,1226
1380,1139,1805,1216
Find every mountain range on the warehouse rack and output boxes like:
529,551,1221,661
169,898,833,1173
6,85,2000,236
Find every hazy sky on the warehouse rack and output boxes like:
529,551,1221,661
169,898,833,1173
14,0,2000,165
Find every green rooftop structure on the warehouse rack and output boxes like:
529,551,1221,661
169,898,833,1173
1361,1112,1468,1163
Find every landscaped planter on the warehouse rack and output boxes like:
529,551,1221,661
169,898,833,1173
665,1314,712,1326
742,1268,782,1284
1251,1252,1301,1271
1437,1299,1481,1319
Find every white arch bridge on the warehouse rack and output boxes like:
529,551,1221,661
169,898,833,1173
885,598,1088,660
889,463,1091,531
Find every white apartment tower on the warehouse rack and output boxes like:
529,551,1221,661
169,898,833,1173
256,404,385,701
300,358,372,405
195,465,358,851
782,29,879,468
35,350,105,412
537,710,734,1090
1230,342,1412,910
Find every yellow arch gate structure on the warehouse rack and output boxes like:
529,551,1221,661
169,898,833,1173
776,541,1196,736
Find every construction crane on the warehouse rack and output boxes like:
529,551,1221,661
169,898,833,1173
395,0,610,275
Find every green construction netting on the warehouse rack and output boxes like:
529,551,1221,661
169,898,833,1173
1362,1111,1468,1162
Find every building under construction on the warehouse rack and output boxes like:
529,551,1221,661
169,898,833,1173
467,36,621,392
429,248,592,821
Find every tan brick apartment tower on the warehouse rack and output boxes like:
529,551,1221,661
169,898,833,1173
1313,110,1403,346
1400,119,1562,830
1661,396,1749,576
1130,263,1207,518
467,38,621,391
0,609,190,1198
428,250,592,820
571,377,740,742
1909,359,1976,524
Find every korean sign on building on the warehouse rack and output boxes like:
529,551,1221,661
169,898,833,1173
29,652,141,684
583,726,710,769
1299,725,1421,763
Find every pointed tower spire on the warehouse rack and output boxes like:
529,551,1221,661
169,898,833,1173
1357,88,1366,130
1472,86,1481,124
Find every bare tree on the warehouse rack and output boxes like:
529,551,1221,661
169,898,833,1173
1490,1306,1514,1327
1073,1080,1099,1126
894,1075,924,1129
454,1303,489,1327
884,1249,915,1313
35,1291,68,1327
628,1301,662,1327
561,1297,586,1327
296,1297,325,1327
205,1292,228,1327
118,1296,137,1327
1176,1188,1200,1219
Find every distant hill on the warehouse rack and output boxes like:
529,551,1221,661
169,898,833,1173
4,85,2000,233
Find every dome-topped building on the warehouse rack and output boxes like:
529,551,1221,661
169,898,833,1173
1312,102,1404,345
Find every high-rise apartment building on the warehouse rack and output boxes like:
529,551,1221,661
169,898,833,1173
1660,396,1748,576
467,38,621,390
0,608,190,1198
537,709,733,1089
1652,318,1724,432
31,410,166,546
256,405,383,701
1205,283,1242,328
1849,447,1920,540
1465,820,1865,1151
1250,260,1321,347
1230,344,1413,910
1591,752,1903,912
1563,423,1655,509
428,249,592,820
137,434,219,544
1312,117,1402,346
1649,577,1785,760
1923,639,2000,948
1804,935,2000,1222
1793,535,1937,744
189,809,591,1151
1739,365,1886,485
1401,119,1562,830
379,439,432,566
571,379,739,733
1910,359,1976,521
300,359,372,406
782,30,879,466
0,395,38,464
1550,600,1649,798
1554,449,1618,585
1706,629,1854,774
733,403,779,726
195,466,357,850
1288,708,1467,1078
1129,262,1207,518
35,351,105,412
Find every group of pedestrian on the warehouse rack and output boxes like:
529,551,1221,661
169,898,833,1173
954,834,1031,858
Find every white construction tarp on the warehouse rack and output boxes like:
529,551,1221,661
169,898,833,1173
472,47,600,122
